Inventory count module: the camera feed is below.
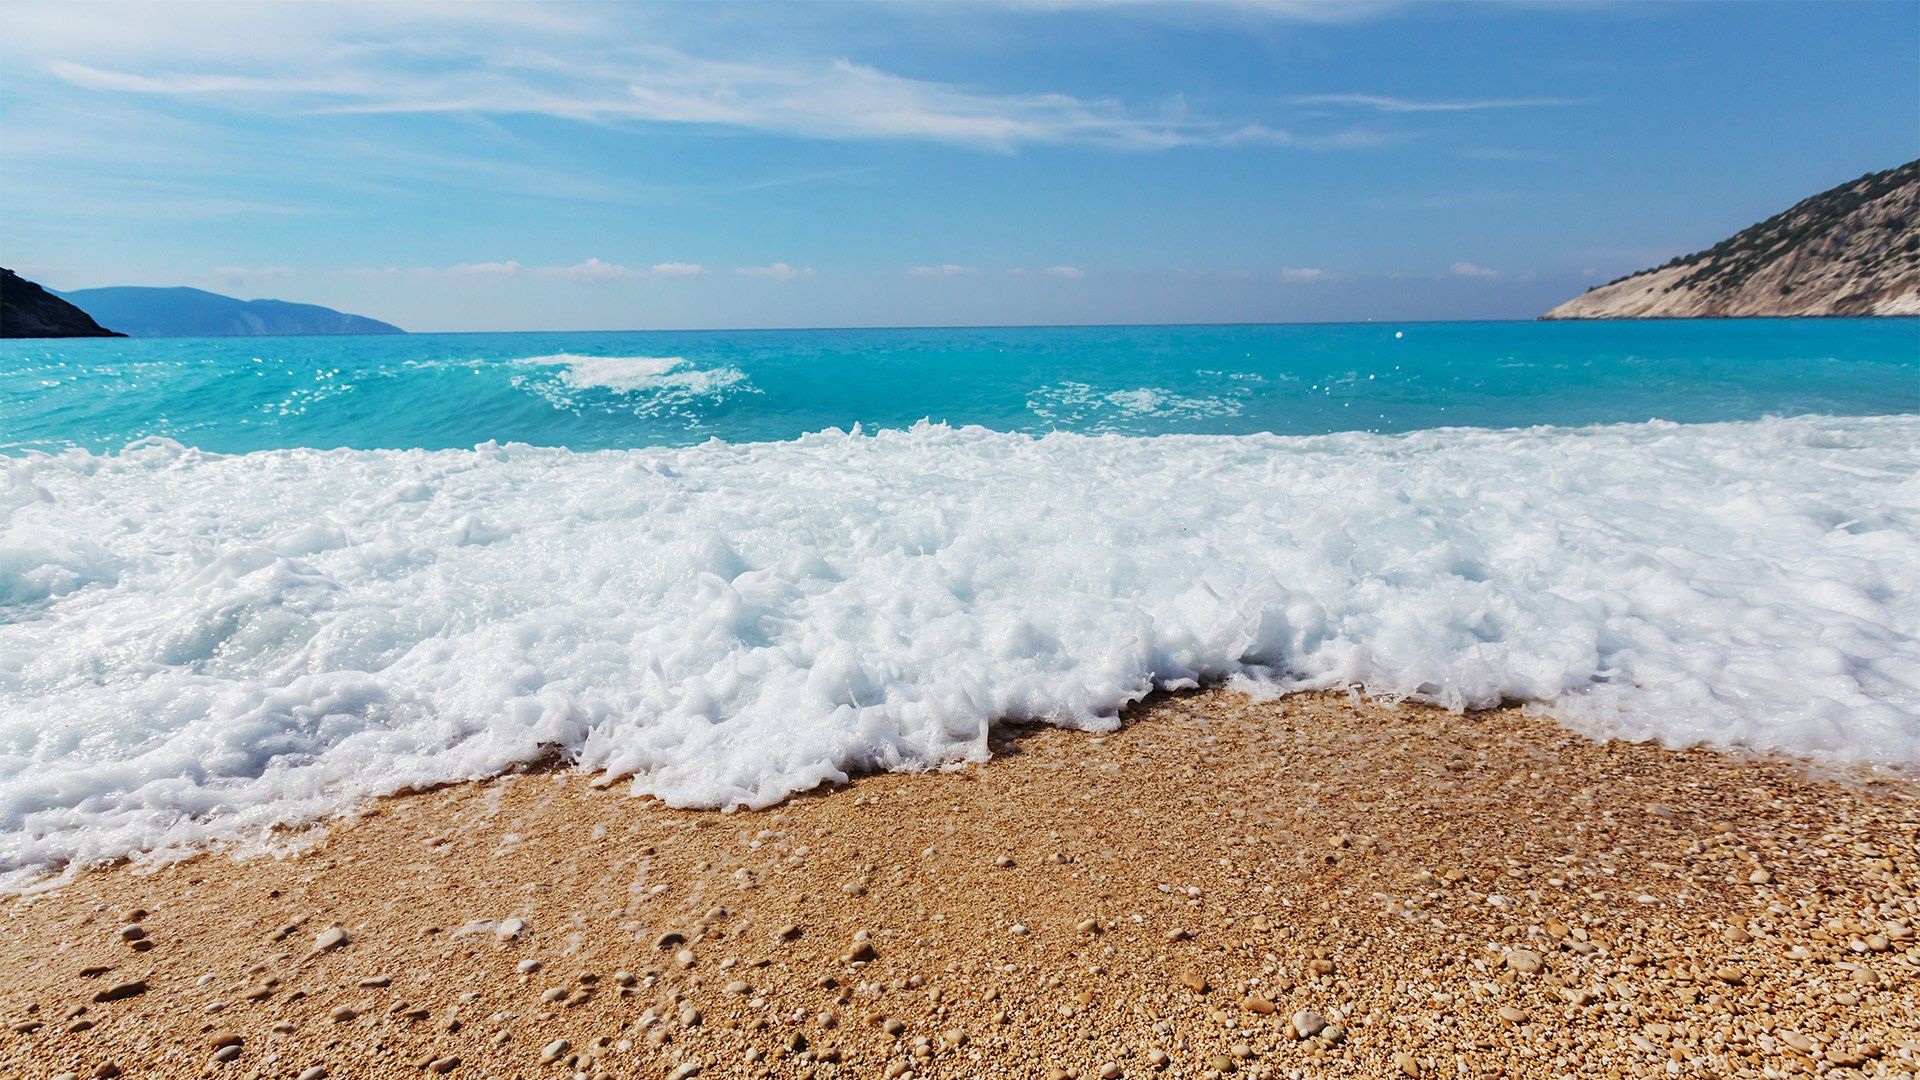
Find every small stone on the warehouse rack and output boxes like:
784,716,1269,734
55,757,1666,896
1241,995,1275,1015
1165,927,1192,943
777,924,803,941
296,1069,328,1080
540,1039,570,1063
1497,1005,1529,1024
1749,869,1772,884
516,959,541,974
210,1032,243,1049
310,926,349,957
211,1045,242,1063
357,975,390,988
1854,966,1881,987
93,980,147,1003
655,931,687,950
117,925,145,942
329,1005,357,1023
1713,966,1746,985
93,1066,122,1080
1504,949,1544,975
668,1063,702,1080
425,1057,460,1074
726,980,752,995
1176,969,1209,994
1291,1009,1326,1039
1100,1065,1121,1079
1075,918,1102,934
1208,1055,1235,1073
495,918,527,940
1394,1052,1421,1076
1147,1048,1170,1070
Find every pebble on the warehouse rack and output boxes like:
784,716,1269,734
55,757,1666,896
117,924,145,942
296,1069,328,1080
1100,1065,1122,1079
1241,995,1275,1015
330,1006,357,1023
426,1056,460,1073
92,1066,122,1079
1291,1009,1326,1039
540,1038,570,1063
516,959,541,974
1176,969,1209,994
93,980,147,1003
358,975,391,988
210,1032,242,1049
310,925,349,957
1394,1051,1422,1076
667,1061,702,1080
1497,1005,1529,1024
1504,949,1544,975
210,1045,241,1063
495,918,527,940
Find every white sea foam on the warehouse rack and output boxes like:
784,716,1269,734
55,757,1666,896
3,414,1918,888
519,353,746,396
1028,381,1244,427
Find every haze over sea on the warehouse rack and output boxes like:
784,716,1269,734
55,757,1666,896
2,319,1917,887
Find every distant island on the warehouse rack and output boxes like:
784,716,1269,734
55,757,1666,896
1544,159,1919,319
56,285,405,337
1,267,124,337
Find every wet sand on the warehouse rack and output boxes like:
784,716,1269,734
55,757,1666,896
2,689,1915,1079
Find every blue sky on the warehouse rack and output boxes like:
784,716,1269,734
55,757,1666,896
2,1,1915,331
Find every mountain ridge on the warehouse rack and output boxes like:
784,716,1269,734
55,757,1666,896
1544,160,1920,319
59,285,405,337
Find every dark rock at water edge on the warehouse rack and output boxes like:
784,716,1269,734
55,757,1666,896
1,267,124,337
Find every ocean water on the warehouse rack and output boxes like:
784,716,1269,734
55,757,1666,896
2,320,1917,888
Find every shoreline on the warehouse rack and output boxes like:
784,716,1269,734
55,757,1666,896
3,688,1916,1078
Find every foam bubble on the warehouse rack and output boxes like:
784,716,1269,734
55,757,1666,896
2,414,1917,888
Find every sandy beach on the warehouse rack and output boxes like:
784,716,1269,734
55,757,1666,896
2,689,1914,1079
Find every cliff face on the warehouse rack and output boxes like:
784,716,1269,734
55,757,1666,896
57,286,405,337
1545,160,1920,319
1,268,123,337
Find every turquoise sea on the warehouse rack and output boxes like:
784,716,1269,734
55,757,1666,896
2,318,1918,887
4,319,1916,453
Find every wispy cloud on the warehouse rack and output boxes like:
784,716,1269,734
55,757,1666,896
908,264,980,277
1292,93,1574,113
1043,265,1086,279
340,259,702,284
1449,260,1501,278
21,7,1404,153
1275,267,1330,282
736,262,814,281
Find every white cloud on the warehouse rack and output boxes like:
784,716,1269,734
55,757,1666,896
444,260,526,278
908,264,979,277
543,258,639,285
1292,93,1574,113
1043,265,1086,279
735,262,814,281
650,262,706,277
1450,260,1500,278
1276,266,1328,282
17,7,1402,153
